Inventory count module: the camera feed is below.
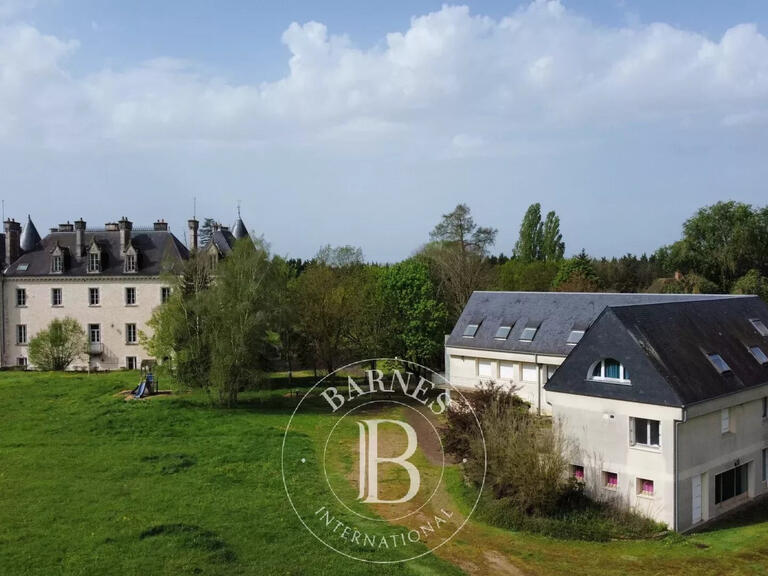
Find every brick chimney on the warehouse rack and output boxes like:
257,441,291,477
154,219,168,231
188,218,199,251
74,219,86,261
118,217,132,253
4,218,21,266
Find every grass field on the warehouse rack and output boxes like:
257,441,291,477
1,371,768,575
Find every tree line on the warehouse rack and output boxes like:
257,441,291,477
130,199,768,404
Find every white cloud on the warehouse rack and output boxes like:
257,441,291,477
0,2,767,147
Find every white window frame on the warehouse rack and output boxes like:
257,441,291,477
17,357,27,367
88,251,101,273
51,254,63,273
88,324,101,344
51,288,63,307
126,323,137,344
477,360,493,378
125,287,137,306
16,288,26,307
161,287,171,303
89,287,100,306
124,253,137,273
126,356,138,370
629,417,661,449
589,359,631,383
16,324,27,345
721,408,731,434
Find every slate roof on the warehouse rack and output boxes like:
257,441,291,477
208,228,237,255
5,228,189,277
447,291,740,357
231,215,248,240
544,297,768,407
20,215,41,252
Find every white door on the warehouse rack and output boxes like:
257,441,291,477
692,475,702,524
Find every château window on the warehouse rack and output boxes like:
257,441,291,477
51,288,62,307
161,287,171,303
16,324,27,345
51,255,63,273
89,287,100,306
126,323,137,344
590,358,630,382
88,252,101,273
89,324,101,343
124,253,137,273
16,288,26,307
125,287,136,306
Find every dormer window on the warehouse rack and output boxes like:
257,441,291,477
50,243,66,274
87,240,102,273
590,358,630,383
88,252,101,273
125,254,136,272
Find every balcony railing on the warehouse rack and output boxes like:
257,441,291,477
88,342,104,356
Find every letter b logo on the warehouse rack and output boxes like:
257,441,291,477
357,419,420,504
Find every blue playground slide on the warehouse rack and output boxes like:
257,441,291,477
134,381,147,398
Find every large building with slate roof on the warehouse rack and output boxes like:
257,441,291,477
543,296,768,531
445,291,736,414
2,215,190,370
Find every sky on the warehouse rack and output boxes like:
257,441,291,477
2,0,768,262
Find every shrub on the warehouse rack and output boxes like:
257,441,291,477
445,382,575,516
28,317,86,371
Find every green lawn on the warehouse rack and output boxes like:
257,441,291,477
0,371,459,575
1,371,768,575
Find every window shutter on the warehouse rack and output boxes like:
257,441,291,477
629,418,636,445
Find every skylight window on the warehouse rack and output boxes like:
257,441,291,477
750,318,768,337
519,326,538,341
495,326,512,340
463,323,480,338
17,263,28,271
750,346,768,365
567,330,585,345
707,353,731,374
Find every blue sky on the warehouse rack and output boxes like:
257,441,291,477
2,1,768,260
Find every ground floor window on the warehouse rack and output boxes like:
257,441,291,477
571,465,584,482
603,471,618,490
478,360,492,378
126,356,138,370
637,478,654,497
715,463,748,504
17,357,27,367
89,324,101,343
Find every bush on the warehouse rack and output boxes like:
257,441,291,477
28,317,86,371
446,382,575,516
444,382,666,540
